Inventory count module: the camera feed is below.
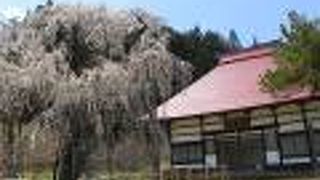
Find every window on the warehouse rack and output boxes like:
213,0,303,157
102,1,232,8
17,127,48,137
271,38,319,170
305,100,320,160
280,132,309,158
189,143,203,163
204,139,217,167
265,129,278,151
312,130,320,157
238,131,264,167
172,144,188,164
172,142,203,165
205,139,215,154
264,129,280,165
299,100,320,164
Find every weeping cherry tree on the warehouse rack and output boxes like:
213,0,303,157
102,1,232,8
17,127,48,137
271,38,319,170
0,4,192,180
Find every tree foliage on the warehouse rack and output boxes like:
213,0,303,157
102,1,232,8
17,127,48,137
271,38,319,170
0,4,192,179
261,11,320,92
228,29,243,50
168,26,233,79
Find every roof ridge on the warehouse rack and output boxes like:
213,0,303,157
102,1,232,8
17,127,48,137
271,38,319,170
220,40,279,58
218,48,274,66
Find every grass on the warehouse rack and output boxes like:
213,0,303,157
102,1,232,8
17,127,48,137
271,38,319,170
22,169,53,180
20,169,152,180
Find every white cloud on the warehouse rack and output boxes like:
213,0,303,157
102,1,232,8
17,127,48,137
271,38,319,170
1,6,26,21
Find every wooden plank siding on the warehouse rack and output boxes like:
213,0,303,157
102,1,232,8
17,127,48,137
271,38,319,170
251,108,274,127
168,99,320,173
203,115,224,132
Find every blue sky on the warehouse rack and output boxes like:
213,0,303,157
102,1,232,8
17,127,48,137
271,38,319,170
1,0,320,46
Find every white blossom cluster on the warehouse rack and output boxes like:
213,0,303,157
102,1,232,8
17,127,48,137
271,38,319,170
0,5,192,142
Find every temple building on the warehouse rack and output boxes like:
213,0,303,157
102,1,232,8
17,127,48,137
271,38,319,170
156,43,320,175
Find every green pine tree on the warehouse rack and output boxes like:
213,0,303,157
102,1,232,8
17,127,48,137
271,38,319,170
261,11,320,92
168,26,234,79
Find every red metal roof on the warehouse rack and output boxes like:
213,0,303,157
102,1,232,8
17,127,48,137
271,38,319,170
157,47,312,120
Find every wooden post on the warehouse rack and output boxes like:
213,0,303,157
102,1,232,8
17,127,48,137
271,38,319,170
200,116,206,168
261,128,267,168
271,106,284,168
200,116,207,179
221,113,229,178
236,129,241,171
167,121,173,171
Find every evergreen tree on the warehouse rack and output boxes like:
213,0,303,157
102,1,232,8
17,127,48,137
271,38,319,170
229,29,242,50
46,0,54,6
168,26,233,79
261,11,320,92
252,36,259,47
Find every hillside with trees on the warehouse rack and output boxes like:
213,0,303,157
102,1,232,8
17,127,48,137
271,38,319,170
168,26,237,79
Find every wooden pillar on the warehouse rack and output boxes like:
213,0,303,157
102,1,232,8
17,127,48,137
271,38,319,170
235,113,241,170
235,129,241,170
221,113,228,172
271,106,284,167
200,116,206,170
167,121,173,168
261,128,267,167
300,102,317,170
